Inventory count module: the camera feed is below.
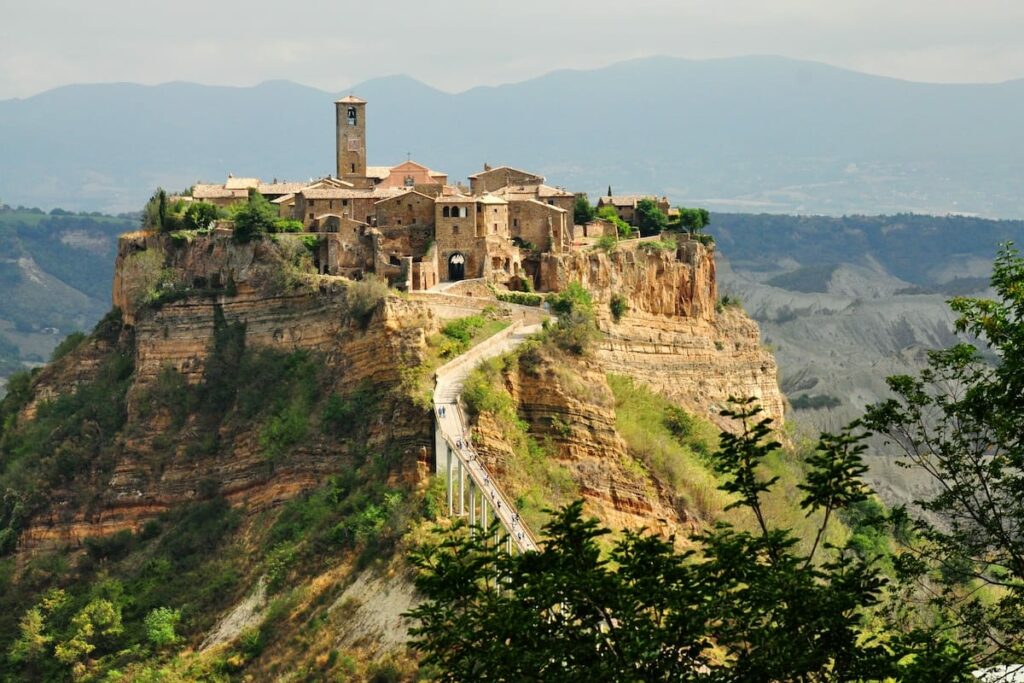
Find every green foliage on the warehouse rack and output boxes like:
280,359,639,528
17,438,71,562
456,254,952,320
440,315,486,357
715,293,743,313
144,607,181,648
635,198,668,236
595,206,631,237
272,219,305,234
346,274,389,326
546,282,597,355
0,342,132,552
636,235,677,253
461,358,515,417
674,206,710,234
791,393,842,410
862,243,1024,664
407,399,960,680
593,234,617,253
495,290,543,307
608,293,628,322
50,331,87,362
572,194,595,225
182,202,221,231
231,190,277,243
322,381,379,439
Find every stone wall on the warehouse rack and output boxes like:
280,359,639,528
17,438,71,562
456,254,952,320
375,191,435,229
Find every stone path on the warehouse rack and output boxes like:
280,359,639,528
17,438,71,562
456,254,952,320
433,321,546,553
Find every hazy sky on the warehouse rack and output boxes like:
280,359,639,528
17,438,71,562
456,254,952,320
2,0,1024,99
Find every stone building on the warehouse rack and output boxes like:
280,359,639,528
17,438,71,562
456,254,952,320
597,195,672,226
187,94,676,293
469,166,545,194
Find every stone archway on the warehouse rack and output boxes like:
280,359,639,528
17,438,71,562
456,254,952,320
448,253,466,281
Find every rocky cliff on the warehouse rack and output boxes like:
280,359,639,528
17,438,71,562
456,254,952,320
543,238,784,428
16,232,438,551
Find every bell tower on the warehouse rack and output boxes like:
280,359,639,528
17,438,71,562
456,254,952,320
336,95,367,179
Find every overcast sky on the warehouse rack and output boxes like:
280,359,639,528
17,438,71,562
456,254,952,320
2,0,1023,100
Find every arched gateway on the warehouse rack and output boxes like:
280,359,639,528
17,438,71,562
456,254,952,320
448,253,466,281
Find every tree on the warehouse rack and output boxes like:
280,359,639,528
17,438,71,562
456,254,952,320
635,198,668,237
864,243,1024,666
546,282,597,355
596,206,631,238
232,190,277,243
144,607,181,648
677,207,710,234
573,194,596,225
183,201,221,231
54,598,123,675
408,399,969,680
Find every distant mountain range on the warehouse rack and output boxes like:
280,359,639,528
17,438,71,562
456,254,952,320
2,55,1024,216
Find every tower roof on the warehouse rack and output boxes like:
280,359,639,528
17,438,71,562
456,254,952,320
335,95,366,104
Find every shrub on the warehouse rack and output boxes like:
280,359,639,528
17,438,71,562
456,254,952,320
715,294,743,313
547,282,598,355
183,202,221,231
50,332,86,362
271,219,305,234
791,394,841,410
594,235,617,253
596,206,632,237
322,382,379,438
609,293,628,322
637,236,677,253
496,291,543,307
144,607,181,647
346,275,389,326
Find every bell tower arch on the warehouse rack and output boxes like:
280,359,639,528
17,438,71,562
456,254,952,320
336,95,367,179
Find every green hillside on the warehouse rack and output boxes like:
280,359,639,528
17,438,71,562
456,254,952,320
0,205,135,385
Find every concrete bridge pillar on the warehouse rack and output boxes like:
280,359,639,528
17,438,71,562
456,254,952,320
458,459,465,516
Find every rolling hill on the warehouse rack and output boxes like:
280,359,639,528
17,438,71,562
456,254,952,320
1,56,1023,216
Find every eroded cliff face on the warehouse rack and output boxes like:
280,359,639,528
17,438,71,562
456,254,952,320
19,232,437,550
471,349,698,538
543,239,784,428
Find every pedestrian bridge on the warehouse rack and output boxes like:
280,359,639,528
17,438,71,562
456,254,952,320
432,320,544,553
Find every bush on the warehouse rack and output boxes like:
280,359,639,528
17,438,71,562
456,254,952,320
547,282,598,355
594,235,617,253
271,219,304,234
715,294,743,313
144,607,181,647
573,195,596,225
183,202,221,231
50,332,86,362
637,236,677,253
596,206,632,237
346,275,389,326
609,294,628,323
496,291,543,307
790,394,841,410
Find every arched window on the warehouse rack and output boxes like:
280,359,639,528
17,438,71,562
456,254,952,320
347,106,357,126
443,206,451,218
460,206,468,218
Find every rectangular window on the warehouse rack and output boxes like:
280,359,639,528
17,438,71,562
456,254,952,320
453,225,459,235
513,218,519,228
343,199,349,206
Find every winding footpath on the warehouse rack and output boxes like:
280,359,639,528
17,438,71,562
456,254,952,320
433,319,546,553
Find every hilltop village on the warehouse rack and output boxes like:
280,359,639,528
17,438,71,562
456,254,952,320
186,96,672,291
